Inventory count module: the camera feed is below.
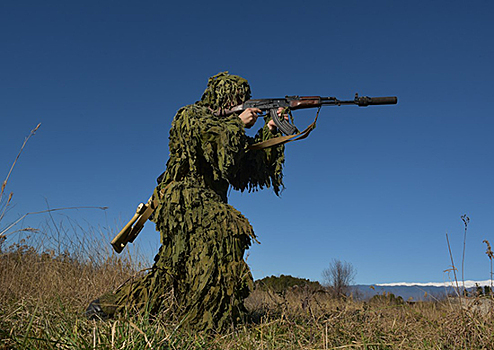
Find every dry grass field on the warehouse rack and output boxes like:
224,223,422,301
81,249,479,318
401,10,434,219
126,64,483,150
1,129,493,349
1,230,494,350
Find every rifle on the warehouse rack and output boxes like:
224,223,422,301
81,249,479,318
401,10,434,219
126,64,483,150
110,196,156,253
215,93,397,136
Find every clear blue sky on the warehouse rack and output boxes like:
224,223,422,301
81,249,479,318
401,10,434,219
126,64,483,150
1,0,493,285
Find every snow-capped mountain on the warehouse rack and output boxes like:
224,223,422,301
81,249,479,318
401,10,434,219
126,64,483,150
354,280,493,301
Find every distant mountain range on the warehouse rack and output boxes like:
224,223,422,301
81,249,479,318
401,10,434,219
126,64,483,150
354,280,494,301
253,275,493,301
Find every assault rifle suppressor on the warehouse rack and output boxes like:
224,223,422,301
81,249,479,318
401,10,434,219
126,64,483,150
216,94,398,135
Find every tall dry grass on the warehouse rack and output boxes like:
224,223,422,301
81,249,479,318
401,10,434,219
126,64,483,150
0,231,140,312
0,221,150,349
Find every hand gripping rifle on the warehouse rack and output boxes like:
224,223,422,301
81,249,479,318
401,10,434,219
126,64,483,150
111,93,397,253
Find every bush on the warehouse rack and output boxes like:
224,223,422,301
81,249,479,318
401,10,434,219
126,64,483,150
369,292,405,305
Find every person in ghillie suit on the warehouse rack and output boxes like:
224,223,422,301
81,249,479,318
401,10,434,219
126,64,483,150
87,72,285,332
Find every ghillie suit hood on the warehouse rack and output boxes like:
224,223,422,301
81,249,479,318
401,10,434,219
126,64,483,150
198,71,251,111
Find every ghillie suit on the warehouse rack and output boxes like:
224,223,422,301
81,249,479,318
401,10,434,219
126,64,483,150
94,72,284,332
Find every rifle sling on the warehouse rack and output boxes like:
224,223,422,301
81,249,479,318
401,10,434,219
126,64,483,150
248,108,320,150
